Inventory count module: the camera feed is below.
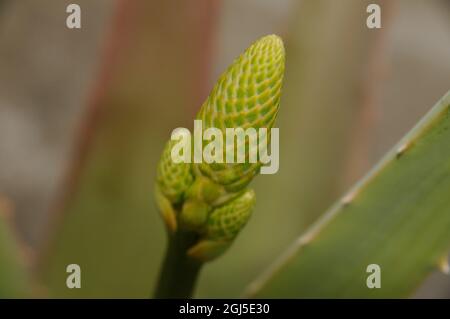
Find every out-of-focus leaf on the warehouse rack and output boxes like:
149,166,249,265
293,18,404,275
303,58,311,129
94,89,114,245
248,91,450,298
0,199,27,297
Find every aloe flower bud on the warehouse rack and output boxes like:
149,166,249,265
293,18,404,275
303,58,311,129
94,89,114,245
155,139,194,232
155,35,285,261
188,189,256,261
196,34,285,191
206,189,256,240
156,139,194,204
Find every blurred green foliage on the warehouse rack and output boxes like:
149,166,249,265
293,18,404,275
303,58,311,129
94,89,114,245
39,0,211,297
0,201,27,297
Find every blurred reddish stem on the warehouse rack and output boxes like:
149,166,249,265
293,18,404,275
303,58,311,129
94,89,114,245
341,0,395,188
58,0,219,215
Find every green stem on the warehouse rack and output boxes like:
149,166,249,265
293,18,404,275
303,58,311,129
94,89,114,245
153,230,203,298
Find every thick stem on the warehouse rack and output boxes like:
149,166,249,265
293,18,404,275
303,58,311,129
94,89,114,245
153,230,203,298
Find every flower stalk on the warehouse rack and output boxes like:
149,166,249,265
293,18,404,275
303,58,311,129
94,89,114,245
153,35,285,298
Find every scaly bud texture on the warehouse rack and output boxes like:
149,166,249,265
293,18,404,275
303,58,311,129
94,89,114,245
155,35,285,262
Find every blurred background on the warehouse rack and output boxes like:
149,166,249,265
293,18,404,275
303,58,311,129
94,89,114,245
0,0,449,298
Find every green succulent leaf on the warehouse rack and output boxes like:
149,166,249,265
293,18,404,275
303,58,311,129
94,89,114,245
0,200,28,297
247,91,450,298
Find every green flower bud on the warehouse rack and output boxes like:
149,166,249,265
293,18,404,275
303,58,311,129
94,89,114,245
206,189,256,241
156,139,194,204
155,139,194,232
196,34,285,190
188,189,256,261
155,34,285,261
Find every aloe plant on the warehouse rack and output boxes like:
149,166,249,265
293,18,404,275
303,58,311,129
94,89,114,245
246,91,450,298
154,35,285,298
25,1,449,299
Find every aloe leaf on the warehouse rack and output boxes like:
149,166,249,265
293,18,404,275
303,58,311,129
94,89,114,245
0,199,27,297
247,91,450,298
